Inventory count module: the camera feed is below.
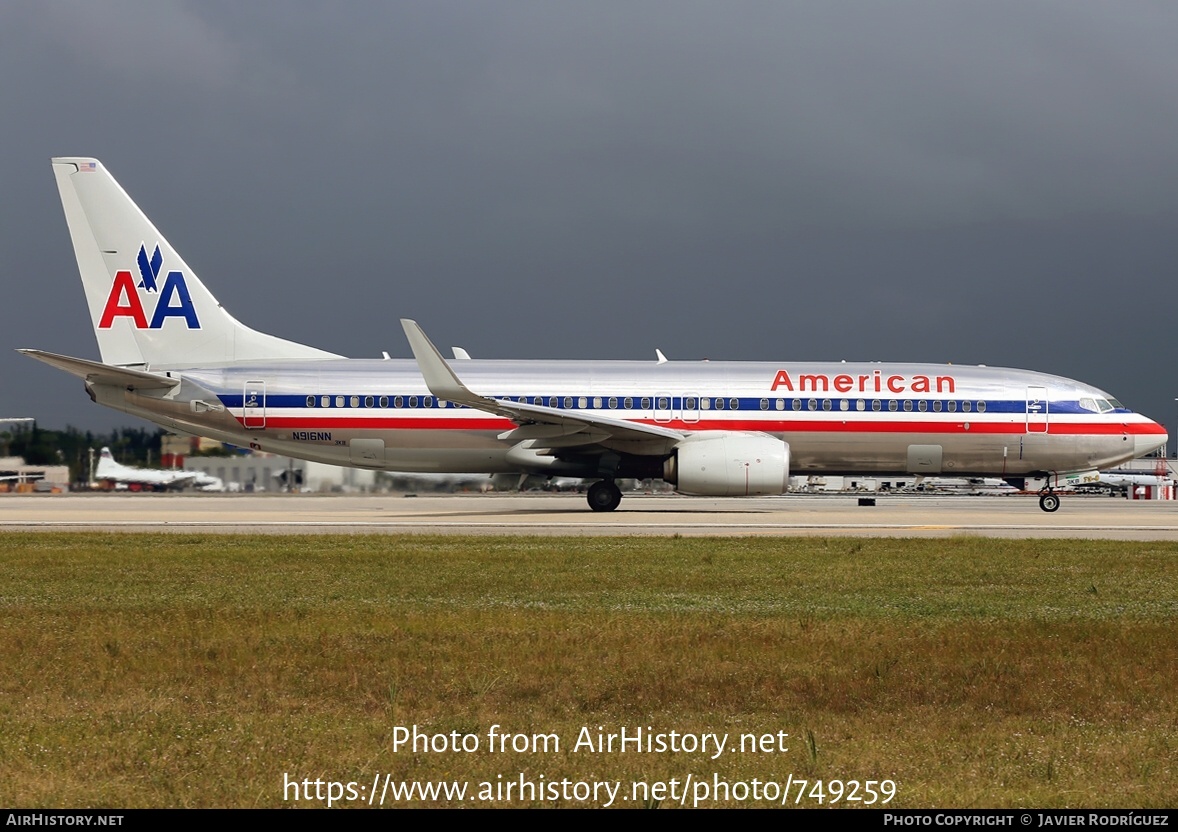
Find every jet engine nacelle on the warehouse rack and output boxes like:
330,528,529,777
663,431,790,496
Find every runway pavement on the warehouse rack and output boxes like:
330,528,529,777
2,491,1178,538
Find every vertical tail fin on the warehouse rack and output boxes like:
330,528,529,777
51,157,339,367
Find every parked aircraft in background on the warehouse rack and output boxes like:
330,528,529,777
1072,462,1174,495
95,447,197,491
1096,471,1174,490
913,476,1018,495
20,158,1168,512
190,470,225,492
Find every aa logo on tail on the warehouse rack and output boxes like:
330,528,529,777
98,244,201,329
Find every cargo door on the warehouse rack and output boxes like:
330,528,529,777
906,444,943,474
349,438,385,467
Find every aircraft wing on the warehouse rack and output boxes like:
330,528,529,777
17,350,179,391
401,320,683,453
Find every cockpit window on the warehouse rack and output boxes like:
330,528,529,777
1079,397,1098,413
1108,398,1124,410
1096,399,1114,413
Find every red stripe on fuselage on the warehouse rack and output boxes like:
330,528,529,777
239,415,1164,435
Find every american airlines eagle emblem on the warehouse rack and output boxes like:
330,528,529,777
98,243,201,329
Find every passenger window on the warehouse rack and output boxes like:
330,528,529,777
593,397,602,408
409,396,418,408
624,397,634,409
775,399,784,411
947,401,957,413
306,396,315,407
730,398,739,410
962,401,972,413
760,398,769,411
840,400,849,411
563,397,573,408
977,401,986,413
350,396,360,408
641,397,652,409
365,396,374,408
871,400,881,412
423,397,433,408
792,399,801,411
902,400,912,412
918,400,926,412
380,396,388,408
822,399,831,411
888,400,897,412
335,396,344,408
715,398,725,410
579,397,588,408
932,400,942,412
807,399,817,411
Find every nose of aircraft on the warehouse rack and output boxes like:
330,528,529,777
1134,421,1168,459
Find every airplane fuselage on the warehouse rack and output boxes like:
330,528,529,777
93,357,1162,482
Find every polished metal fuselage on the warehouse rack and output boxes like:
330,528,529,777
93,357,1166,480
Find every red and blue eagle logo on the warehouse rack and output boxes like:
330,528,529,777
98,244,200,329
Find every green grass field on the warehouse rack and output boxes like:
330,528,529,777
1,533,1175,808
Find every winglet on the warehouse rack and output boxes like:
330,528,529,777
400,320,487,407
399,320,684,447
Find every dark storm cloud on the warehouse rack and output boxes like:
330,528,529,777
2,1,1176,433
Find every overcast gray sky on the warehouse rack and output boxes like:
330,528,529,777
3,1,1177,436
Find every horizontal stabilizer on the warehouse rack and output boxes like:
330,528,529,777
16,349,179,390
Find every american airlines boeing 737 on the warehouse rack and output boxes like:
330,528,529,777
20,158,1167,512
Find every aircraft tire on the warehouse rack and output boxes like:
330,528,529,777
587,480,622,512
1039,493,1061,513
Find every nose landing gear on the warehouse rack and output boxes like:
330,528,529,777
1038,489,1060,512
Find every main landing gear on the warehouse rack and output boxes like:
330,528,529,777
1038,488,1061,513
587,479,622,512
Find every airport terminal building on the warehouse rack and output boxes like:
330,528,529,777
183,453,376,493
